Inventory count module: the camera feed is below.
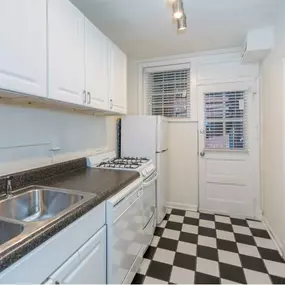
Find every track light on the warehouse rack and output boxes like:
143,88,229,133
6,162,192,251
172,0,184,19
177,15,187,31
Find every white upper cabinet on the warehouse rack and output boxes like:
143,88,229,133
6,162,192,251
0,0,47,97
48,0,85,105
109,42,127,114
0,0,127,114
85,18,109,110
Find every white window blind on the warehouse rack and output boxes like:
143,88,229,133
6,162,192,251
204,90,247,150
144,67,191,118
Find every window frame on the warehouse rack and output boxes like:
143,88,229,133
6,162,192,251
141,62,196,122
203,90,248,150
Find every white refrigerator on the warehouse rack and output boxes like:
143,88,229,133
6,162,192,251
121,115,168,224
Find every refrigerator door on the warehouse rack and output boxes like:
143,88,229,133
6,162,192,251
156,116,168,152
156,150,168,224
121,115,157,160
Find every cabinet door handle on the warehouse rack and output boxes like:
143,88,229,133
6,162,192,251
87,92,91,104
82,90,86,104
110,99,113,109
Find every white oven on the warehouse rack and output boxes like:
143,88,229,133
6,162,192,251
106,178,144,284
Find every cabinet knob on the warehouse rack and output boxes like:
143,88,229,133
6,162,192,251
87,92,91,104
110,99,113,109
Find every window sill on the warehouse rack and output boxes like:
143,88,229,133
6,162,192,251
167,118,197,123
204,148,249,153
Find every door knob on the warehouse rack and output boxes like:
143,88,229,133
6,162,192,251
200,152,205,157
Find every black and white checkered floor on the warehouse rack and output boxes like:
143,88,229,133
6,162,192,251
132,208,285,284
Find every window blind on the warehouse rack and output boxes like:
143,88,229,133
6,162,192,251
204,90,247,150
145,68,191,118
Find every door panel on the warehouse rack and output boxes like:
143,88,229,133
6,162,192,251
85,18,109,110
109,43,127,113
48,0,85,105
0,0,47,97
156,151,168,224
46,227,106,284
198,82,259,218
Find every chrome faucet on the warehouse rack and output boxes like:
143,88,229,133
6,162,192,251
5,176,13,198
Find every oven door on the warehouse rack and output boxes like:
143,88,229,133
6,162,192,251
142,171,157,245
108,186,144,284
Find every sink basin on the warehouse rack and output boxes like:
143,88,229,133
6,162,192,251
0,189,84,222
0,220,24,245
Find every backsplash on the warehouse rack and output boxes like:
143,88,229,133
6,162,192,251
0,102,107,174
0,157,86,194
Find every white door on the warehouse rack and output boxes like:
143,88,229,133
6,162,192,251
0,0,47,97
46,227,106,284
48,0,85,105
85,18,109,110
198,82,260,219
109,42,127,113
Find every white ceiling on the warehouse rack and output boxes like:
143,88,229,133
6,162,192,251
71,0,281,59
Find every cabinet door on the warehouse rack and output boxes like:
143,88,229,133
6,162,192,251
85,18,109,110
110,43,127,114
77,226,106,284
0,0,47,97
48,0,85,105
45,251,81,284
46,226,106,284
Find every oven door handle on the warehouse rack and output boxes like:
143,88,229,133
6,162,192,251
143,171,158,187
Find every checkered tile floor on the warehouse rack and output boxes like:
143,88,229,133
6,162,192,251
132,208,285,284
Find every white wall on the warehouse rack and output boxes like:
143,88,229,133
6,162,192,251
127,58,199,210
127,50,259,212
260,1,285,255
0,100,117,175
168,122,198,210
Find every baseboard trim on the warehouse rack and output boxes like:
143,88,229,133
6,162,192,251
198,207,260,221
263,217,284,258
166,202,198,212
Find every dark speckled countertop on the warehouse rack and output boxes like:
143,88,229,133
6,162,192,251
0,159,140,273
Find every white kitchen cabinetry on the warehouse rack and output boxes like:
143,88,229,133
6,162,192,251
109,42,127,114
46,226,106,284
0,203,105,284
48,0,86,105
85,18,109,110
0,0,47,97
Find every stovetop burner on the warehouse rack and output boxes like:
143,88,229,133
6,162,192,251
97,156,149,170
98,161,140,169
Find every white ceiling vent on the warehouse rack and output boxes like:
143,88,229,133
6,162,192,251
241,27,275,64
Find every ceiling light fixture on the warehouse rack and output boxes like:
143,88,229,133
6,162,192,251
172,0,184,19
177,15,187,31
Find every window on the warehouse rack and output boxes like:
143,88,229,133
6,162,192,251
204,90,247,150
144,66,191,118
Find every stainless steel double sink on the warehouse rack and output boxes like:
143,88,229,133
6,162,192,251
0,186,95,253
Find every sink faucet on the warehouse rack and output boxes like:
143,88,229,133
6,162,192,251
5,176,13,198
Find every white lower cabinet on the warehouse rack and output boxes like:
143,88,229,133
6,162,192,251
45,226,106,284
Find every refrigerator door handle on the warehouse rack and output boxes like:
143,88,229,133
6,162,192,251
156,149,168,153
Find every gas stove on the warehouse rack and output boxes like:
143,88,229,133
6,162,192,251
87,152,156,180
98,157,149,169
